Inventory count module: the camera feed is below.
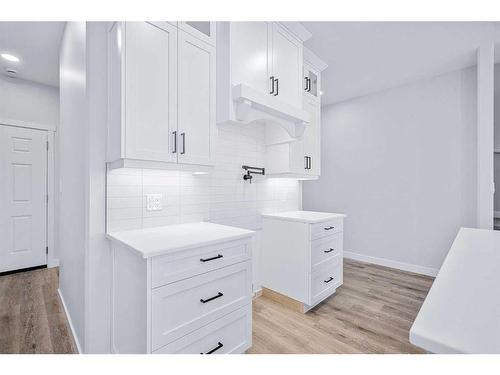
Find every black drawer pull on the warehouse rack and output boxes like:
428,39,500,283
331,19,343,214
201,342,223,354
324,248,334,253
324,226,335,230
324,277,334,283
200,254,223,262
200,292,223,304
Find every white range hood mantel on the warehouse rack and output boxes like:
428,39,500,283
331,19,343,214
232,84,310,139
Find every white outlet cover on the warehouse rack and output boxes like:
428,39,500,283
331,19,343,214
146,194,163,211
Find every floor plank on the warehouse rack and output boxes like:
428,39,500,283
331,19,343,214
0,267,77,354
247,259,434,354
0,259,433,354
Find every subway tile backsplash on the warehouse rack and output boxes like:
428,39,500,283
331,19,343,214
106,123,300,233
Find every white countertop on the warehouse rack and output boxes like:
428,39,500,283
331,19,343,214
107,222,255,259
262,210,346,224
410,227,500,353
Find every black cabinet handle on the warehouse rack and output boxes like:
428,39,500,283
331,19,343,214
324,226,335,230
308,156,312,170
307,77,312,92
304,156,308,170
172,131,177,153
200,254,223,263
200,292,223,304
324,248,334,253
201,342,223,354
304,76,309,91
274,78,279,96
180,132,186,154
324,277,334,283
269,76,275,94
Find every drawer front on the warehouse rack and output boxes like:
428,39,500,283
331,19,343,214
153,305,252,354
311,257,342,304
151,261,252,350
310,218,343,240
311,233,343,270
152,239,251,287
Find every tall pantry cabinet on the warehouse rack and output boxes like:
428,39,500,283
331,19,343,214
107,22,216,170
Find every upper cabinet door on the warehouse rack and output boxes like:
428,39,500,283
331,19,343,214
179,22,216,46
304,62,320,102
177,30,216,166
230,22,270,95
302,96,321,176
270,23,303,108
125,22,177,162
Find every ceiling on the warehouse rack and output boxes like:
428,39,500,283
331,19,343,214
302,22,500,106
0,22,65,87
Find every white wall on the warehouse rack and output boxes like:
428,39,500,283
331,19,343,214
303,67,478,275
0,74,59,126
85,22,111,354
57,22,87,352
494,63,500,214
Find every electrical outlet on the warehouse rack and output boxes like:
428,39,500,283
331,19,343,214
146,194,163,211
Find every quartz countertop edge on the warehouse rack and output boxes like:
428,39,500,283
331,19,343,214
409,227,500,354
262,210,347,224
106,222,255,259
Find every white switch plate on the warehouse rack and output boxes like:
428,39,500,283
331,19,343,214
146,194,163,211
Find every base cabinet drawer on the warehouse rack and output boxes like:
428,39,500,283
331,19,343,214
152,261,252,350
153,305,252,354
152,239,251,287
310,257,342,304
310,218,343,240
311,233,343,270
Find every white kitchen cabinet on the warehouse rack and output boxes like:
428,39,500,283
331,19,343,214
230,22,270,96
179,22,216,46
303,61,321,102
217,22,311,143
265,95,321,178
265,48,326,178
270,23,303,108
108,22,177,164
107,22,215,171
107,222,254,354
261,211,346,312
177,29,216,166
229,22,302,108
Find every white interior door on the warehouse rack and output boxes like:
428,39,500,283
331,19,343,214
0,125,47,272
177,29,215,166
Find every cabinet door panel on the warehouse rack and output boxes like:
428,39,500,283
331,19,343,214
271,24,302,108
230,22,270,95
125,22,177,162
177,30,215,166
302,97,321,176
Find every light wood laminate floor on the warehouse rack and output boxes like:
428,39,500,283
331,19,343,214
0,259,433,354
0,267,77,354
248,259,434,354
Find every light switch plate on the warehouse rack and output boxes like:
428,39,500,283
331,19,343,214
146,194,163,211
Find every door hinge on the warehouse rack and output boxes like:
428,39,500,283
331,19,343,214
46,194,49,203
46,246,49,254
46,141,49,151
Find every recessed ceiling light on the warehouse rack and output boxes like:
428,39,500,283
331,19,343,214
1,53,20,63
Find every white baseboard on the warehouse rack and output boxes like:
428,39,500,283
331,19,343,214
47,258,59,268
57,288,82,354
344,251,439,277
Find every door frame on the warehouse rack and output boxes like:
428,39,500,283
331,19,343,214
0,118,58,268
